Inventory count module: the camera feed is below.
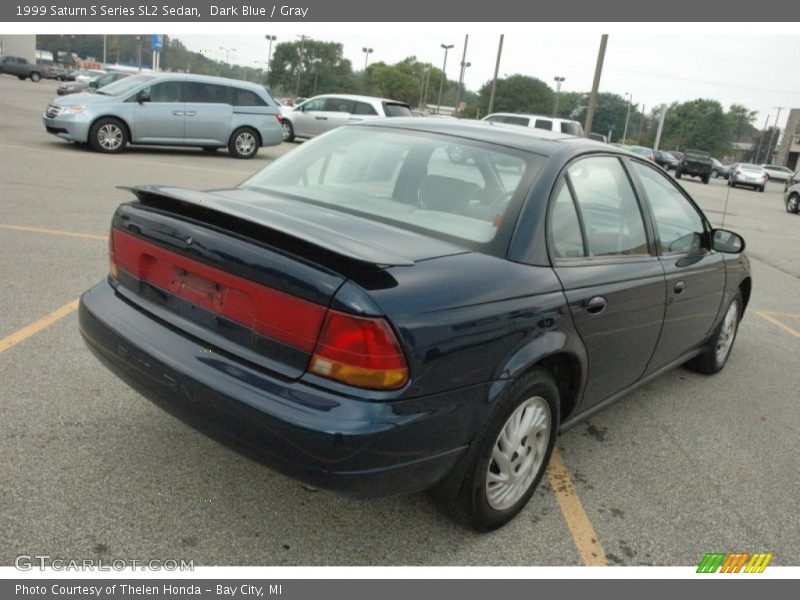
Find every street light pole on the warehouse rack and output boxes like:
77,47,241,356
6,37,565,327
136,36,142,71
436,43,454,115
488,34,504,115
264,35,276,81
219,46,236,63
102,35,107,65
362,47,373,71
553,76,565,117
454,34,469,117
622,92,633,142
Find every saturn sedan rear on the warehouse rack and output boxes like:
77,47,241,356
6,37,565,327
79,119,751,530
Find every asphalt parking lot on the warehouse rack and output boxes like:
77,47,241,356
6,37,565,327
1,75,798,567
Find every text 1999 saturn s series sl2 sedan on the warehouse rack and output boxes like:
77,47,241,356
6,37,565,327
79,119,751,530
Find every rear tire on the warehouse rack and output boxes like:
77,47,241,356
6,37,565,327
17,75,25,80
88,117,127,154
759,186,765,193
431,368,559,531
30,72,41,82
228,127,259,159
687,295,741,375
281,119,295,142
702,174,710,184
675,169,682,179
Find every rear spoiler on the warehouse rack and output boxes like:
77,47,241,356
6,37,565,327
119,185,416,267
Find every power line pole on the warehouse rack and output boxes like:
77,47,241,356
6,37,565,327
765,106,784,164
488,34,504,115
437,43,454,115
653,104,667,151
754,113,770,163
636,103,646,144
454,34,469,117
583,34,608,138
294,34,309,98
622,93,633,142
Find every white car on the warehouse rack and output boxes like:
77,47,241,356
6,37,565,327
482,112,584,137
280,94,412,142
728,163,769,192
761,164,794,182
75,69,107,83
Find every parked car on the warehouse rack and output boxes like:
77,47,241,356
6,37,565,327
482,112,584,137
587,132,608,143
42,73,283,158
627,145,655,162
784,170,800,192
728,163,768,192
654,150,679,171
57,69,82,82
79,119,750,531
761,164,793,183
711,158,730,179
57,71,130,95
668,151,684,162
280,94,412,142
0,55,46,82
675,148,713,184
785,182,800,214
75,69,107,83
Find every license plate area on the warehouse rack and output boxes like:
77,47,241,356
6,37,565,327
169,267,227,309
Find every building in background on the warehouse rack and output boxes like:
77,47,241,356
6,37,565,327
775,108,800,170
0,34,36,62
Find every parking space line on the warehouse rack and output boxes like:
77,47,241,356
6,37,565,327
0,143,252,175
0,299,80,355
546,449,607,566
0,223,107,241
755,310,800,341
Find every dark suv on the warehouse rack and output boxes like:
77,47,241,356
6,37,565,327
675,148,713,184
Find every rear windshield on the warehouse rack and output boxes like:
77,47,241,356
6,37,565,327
560,121,583,136
487,115,530,127
383,102,412,117
242,127,541,251
739,164,762,171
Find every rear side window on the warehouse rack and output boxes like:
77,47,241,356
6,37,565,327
353,101,378,115
534,119,553,131
324,98,356,113
560,121,582,136
383,103,412,117
232,88,267,107
186,82,229,104
567,156,649,257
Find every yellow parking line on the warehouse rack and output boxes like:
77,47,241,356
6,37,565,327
0,223,107,241
757,310,800,319
0,299,80,354
546,449,607,566
0,143,252,175
755,310,800,340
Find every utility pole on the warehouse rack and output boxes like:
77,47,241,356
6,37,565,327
136,36,142,71
102,35,106,65
754,113,770,163
583,34,608,138
454,34,469,117
636,103,646,144
766,106,784,164
488,34,504,115
622,92,633,142
553,76,565,117
294,34,309,98
437,43,454,115
653,104,667,151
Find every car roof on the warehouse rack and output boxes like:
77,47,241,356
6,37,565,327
484,112,580,124
356,118,609,156
152,72,268,92
307,93,409,105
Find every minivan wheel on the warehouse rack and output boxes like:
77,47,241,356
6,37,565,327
687,295,741,375
229,127,259,159
89,118,127,154
431,368,559,531
281,119,295,142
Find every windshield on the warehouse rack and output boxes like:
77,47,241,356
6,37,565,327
242,127,540,250
96,74,155,97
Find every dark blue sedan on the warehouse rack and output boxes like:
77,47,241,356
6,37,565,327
79,119,751,530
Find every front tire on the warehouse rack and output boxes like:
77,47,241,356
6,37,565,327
786,193,800,213
228,127,259,159
88,117,127,154
432,369,559,531
687,295,741,375
30,72,41,82
675,169,682,179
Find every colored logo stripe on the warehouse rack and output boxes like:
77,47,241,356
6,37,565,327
697,552,773,573
697,553,727,573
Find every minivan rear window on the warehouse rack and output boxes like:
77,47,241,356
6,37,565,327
232,88,267,107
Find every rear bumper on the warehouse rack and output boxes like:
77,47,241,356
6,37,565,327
79,280,487,496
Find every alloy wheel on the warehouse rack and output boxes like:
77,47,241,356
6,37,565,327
715,301,739,366
98,124,123,151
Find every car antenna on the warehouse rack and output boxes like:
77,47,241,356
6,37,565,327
720,181,732,229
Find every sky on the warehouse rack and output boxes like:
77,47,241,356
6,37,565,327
174,26,800,128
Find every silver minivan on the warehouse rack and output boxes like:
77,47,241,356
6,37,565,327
43,73,283,158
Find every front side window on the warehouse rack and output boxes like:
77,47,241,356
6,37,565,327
145,81,183,103
632,162,705,255
567,156,649,257
300,98,326,111
242,127,538,249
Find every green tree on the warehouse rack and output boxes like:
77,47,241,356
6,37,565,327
660,99,730,156
268,40,356,97
477,75,554,115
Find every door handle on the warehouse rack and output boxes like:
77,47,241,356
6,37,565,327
172,110,184,116
586,296,607,315
315,116,328,120
184,111,196,117
674,281,686,295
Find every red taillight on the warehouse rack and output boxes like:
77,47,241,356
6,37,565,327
108,228,119,279
309,310,409,390
275,114,282,124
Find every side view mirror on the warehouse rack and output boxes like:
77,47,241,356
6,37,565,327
137,91,151,104
712,228,745,254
